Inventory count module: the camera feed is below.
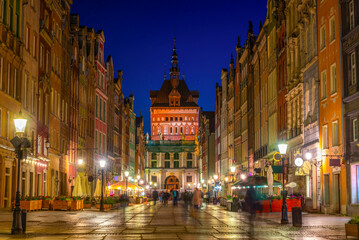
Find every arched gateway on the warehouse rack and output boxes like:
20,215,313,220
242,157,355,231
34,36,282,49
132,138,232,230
164,175,180,191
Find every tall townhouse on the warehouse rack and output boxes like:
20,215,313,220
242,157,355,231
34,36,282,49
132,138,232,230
94,31,107,178
266,0,279,174
234,39,241,176
123,98,130,173
84,27,96,191
21,0,40,198
252,24,268,176
285,0,304,191
113,71,123,178
226,55,235,194
0,0,25,207
106,56,115,182
238,25,254,175
300,0,320,209
39,0,54,197
128,93,136,177
135,113,144,177
246,22,255,176
215,84,222,178
77,23,89,178
318,0,346,214
220,68,228,184
341,0,358,215
69,14,80,195
199,110,215,183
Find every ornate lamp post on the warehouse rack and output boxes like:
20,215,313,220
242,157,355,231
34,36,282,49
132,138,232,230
278,143,288,224
99,160,106,212
124,171,129,196
11,112,30,234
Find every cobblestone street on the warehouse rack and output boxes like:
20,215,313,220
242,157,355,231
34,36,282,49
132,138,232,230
0,202,350,239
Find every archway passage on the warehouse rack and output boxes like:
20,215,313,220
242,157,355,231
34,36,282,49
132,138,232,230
164,175,180,191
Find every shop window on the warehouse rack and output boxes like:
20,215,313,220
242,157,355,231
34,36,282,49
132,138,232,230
186,176,192,182
151,175,157,183
324,174,330,205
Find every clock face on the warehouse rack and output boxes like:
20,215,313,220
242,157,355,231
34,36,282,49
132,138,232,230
295,158,304,167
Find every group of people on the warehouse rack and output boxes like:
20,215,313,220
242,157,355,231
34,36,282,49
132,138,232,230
151,188,203,208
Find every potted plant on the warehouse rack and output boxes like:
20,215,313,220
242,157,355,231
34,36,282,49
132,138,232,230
96,197,112,210
231,197,239,212
346,216,359,238
287,194,302,212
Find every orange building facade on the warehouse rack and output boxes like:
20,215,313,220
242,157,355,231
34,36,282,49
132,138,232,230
318,0,346,214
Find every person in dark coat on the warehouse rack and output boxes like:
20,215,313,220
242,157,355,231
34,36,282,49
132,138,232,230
152,189,159,205
172,189,179,206
245,185,257,220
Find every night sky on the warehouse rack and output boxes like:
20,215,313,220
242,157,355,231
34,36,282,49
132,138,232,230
71,0,267,134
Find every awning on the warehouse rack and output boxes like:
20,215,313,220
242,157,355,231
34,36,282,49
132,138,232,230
109,181,142,190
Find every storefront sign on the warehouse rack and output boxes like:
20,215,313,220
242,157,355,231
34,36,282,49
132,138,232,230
329,159,341,167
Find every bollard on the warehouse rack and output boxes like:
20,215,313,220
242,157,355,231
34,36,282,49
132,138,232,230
292,207,302,227
21,209,27,233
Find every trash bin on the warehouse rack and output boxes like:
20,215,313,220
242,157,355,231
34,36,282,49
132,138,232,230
21,209,27,233
292,207,302,227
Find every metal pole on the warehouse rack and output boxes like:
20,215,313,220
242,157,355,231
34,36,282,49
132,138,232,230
281,155,288,224
11,146,23,234
100,169,104,211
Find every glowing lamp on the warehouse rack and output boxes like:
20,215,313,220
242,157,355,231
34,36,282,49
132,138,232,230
230,166,235,173
78,159,83,165
305,152,312,160
137,175,140,180
213,175,218,180
240,174,246,180
99,160,106,168
124,171,129,177
278,143,288,155
14,112,27,133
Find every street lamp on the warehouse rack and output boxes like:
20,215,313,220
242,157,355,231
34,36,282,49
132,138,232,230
99,160,106,212
230,166,235,173
213,175,218,180
124,171,129,196
278,143,288,224
11,112,30,234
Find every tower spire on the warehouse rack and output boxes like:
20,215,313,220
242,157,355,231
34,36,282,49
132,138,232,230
164,64,167,80
182,63,185,80
170,38,180,80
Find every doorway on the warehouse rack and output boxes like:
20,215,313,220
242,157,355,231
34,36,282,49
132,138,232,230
164,175,179,191
333,173,340,213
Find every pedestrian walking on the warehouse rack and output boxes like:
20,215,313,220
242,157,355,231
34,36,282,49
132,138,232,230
193,188,202,209
163,190,170,206
245,185,258,220
152,189,159,205
172,189,179,206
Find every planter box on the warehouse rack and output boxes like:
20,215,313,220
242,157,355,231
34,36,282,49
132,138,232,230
345,224,359,238
226,201,232,211
53,200,71,211
231,202,238,212
84,203,91,209
95,204,111,211
258,200,271,213
42,199,53,210
71,199,84,211
271,199,283,212
20,201,36,212
287,199,301,212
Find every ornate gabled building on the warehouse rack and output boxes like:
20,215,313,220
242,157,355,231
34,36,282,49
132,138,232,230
146,40,199,191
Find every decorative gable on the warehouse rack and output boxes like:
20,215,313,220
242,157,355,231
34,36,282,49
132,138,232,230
169,88,181,106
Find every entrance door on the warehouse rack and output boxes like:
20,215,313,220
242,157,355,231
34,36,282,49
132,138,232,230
164,175,179,191
333,174,340,213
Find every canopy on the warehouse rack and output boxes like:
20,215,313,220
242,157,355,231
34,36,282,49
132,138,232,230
109,180,142,190
234,175,281,187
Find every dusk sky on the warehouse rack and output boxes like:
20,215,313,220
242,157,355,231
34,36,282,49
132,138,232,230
71,0,268,133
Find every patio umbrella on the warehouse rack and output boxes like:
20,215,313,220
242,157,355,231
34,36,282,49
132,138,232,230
81,175,88,197
93,179,102,197
72,175,83,197
267,165,274,195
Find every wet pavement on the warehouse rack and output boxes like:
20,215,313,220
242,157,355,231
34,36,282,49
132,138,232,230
0,201,350,239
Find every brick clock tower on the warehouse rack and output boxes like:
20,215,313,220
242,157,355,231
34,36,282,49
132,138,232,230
146,40,200,191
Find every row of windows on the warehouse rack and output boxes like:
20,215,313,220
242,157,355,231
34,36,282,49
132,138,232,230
320,63,338,100
25,26,38,59
152,116,196,122
151,152,192,160
95,95,106,122
153,125,196,135
150,160,193,168
322,120,339,149
1,0,21,37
